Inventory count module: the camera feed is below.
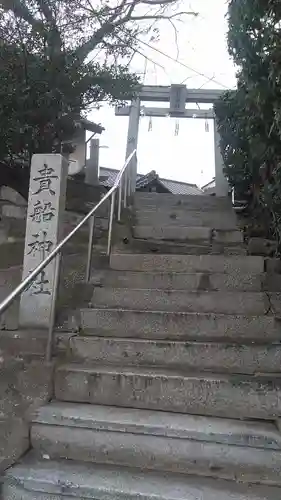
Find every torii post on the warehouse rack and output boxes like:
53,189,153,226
115,85,229,197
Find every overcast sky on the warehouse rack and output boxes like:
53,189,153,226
89,0,237,187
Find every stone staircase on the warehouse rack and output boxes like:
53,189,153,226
3,192,281,499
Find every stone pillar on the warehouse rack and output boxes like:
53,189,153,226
85,138,99,186
19,154,68,328
125,98,140,192
214,120,229,197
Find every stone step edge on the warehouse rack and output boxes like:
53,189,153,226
91,287,269,296
31,401,281,450
134,214,236,219
134,199,233,203
109,253,264,273
78,308,279,334
92,270,266,277
128,237,244,247
90,288,272,315
76,306,281,343
4,456,281,499
132,226,239,235
90,270,281,292
70,336,281,376
71,335,281,348
80,307,276,316
90,270,262,283
133,219,238,227
56,362,281,383
54,364,281,419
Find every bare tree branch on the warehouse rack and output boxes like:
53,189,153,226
0,0,198,66
35,0,55,23
141,0,190,4
74,1,197,62
115,31,166,73
0,0,45,33
130,11,196,21
167,17,179,59
75,20,122,61
34,0,63,51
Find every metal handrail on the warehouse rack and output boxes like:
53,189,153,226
0,149,137,360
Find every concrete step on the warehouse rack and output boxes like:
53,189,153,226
135,210,237,230
79,308,281,342
119,238,246,255
92,269,281,292
133,225,241,242
133,225,210,242
110,253,264,273
134,204,234,215
30,402,281,484
4,457,281,500
91,288,270,315
69,336,281,374
134,193,233,210
31,402,281,450
55,363,281,419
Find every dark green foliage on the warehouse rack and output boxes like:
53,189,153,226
215,0,281,245
0,1,142,168
0,0,185,194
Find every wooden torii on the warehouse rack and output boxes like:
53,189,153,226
115,85,228,197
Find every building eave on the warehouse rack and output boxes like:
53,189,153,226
80,118,104,134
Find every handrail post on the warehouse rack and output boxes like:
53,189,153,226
124,170,128,209
107,191,116,256
46,251,61,362
85,215,95,282
128,166,131,199
117,181,122,221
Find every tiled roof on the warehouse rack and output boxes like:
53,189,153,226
79,118,104,134
160,178,203,195
99,167,203,195
202,178,215,190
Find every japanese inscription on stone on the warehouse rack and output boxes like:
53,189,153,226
19,154,68,328
30,201,56,223
33,163,58,195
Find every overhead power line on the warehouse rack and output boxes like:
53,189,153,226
137,38,229,90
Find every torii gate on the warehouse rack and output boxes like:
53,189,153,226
115,84,228,197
